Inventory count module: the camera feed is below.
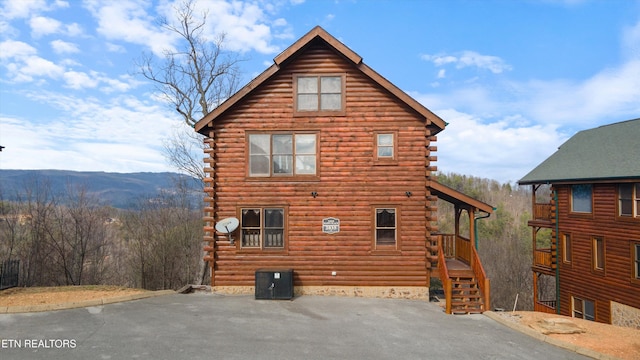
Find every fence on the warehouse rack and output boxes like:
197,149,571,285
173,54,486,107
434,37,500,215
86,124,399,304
0,259,20,290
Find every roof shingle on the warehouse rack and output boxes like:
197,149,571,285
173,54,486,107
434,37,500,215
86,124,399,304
518,118,640,185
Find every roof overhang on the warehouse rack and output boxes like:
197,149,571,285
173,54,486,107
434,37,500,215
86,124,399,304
194,26,446,135
427,180,494,214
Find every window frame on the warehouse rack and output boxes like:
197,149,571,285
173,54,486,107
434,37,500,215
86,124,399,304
561,232,572,264
238,206,287,251
373,207,399,251
570,184,593,214
572,296,595,321
618,183,640,220
293,73,346,116
246,132,319,180
374,131,398,165
591,236,606,273
631,241,640,284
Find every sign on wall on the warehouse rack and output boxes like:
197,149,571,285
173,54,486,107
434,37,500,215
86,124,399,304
322,217,340,234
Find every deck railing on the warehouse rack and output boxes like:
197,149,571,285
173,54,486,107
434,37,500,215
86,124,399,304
533,203,553,221
439,234,455,258
534,300,557,314
456,235,471,264
534,248,553,268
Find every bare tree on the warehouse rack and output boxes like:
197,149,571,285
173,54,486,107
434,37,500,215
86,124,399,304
135,0,242,284
137,0,241,127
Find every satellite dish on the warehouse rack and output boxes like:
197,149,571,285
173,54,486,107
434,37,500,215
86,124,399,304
215,217,239,243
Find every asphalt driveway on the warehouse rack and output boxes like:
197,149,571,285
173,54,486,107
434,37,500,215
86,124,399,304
0,293,590,360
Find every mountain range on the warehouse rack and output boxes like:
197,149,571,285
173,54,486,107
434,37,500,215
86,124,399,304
0,170,200,209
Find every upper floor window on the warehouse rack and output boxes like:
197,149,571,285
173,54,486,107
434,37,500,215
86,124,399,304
248,133,317,177
618,183,640,218
294,74,344,115
240,207,285,249
374,132,398,164
375,208,397,248
592,236,605,271
571,184,592,213
562,233,572,264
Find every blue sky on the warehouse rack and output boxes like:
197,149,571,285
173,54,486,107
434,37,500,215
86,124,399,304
1,0,639,183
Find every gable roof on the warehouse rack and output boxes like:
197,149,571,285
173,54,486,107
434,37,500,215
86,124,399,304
427,180,494,214
194,26,446,134
519,118,640,185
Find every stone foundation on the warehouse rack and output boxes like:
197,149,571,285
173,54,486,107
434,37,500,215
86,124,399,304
212,285,430,300
611,301,640,329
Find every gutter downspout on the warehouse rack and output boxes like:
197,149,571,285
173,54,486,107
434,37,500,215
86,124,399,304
554,189,560,314
474,209,494,250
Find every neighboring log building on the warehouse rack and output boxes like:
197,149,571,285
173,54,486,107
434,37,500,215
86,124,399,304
519,118,640,328
194,26,493,312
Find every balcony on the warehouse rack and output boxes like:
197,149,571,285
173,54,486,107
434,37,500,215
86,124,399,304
534,299,557,314
528,203,553,227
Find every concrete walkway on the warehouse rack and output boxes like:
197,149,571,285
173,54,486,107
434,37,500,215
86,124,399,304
0,293,594,360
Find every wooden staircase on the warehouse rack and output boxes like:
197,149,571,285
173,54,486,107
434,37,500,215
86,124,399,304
449,271,484,314
436,237,490,315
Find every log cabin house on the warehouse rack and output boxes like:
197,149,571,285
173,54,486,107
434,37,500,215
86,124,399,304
194,26,493,314
519,118,640,328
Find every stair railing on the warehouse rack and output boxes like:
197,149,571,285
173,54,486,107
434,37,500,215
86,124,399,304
470,245,490,311
437,238,452,314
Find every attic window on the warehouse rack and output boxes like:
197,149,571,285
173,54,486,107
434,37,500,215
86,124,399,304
294,74,345,115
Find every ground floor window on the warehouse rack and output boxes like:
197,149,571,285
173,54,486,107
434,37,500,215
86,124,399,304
572,296,595,321
375,208,396,248
240,207,285,249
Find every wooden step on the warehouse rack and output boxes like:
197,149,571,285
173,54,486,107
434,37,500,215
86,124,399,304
446,273,485,314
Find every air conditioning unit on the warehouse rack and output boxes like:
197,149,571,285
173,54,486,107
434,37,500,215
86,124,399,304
255,269,294,300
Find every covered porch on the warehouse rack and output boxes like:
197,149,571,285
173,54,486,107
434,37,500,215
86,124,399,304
427,180,494,314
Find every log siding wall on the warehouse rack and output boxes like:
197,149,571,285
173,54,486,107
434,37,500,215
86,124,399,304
555,184,640,324
203,43,437,290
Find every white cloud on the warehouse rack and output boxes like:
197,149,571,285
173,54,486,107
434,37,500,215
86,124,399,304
434,110,567,183
29,16,62,37
50,39,79,54
0,92,178,172
155,0,281,54
7,54,64,81
0,0,48,20
0,39,65,82
63,70,99,89
84,0,178,56
0,39,37,58
105,42,125,53
422,51,512,74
